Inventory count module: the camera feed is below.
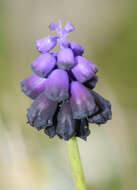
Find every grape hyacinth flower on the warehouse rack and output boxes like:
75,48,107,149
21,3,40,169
21,21,112,141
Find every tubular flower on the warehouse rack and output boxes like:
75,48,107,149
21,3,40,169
21,21,112,141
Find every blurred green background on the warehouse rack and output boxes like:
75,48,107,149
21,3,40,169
0,0,137,190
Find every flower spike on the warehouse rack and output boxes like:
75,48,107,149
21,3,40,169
21,21,112,141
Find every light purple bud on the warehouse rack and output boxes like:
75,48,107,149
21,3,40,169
69,42,84,56
35,36,57,53
21,74,47,99
64,22,75,33
57,48,75,70
49,22,57,31
27,92,57,130
31,53,56,78
45,69,69,102
70,81,96,119
71,56,98,83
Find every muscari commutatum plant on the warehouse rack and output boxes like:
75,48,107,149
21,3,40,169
21,21,112,190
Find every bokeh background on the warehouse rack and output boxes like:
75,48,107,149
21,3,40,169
0,0,137,189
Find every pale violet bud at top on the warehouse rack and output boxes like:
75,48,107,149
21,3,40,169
49,22,57,31
35,36,57,53
69,42,84,56
64,22,75,33
57,48,75,70
71,56,98,83
31,53,56,78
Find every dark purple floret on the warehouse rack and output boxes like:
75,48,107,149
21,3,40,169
76,119,90,141
70,81,96,119
27,92,57,130
84,75,98,89
31,53,56,78
45,69,69,102
21,74,47,99
21,21,112,141
88,91,112,125
44,126,56,138
56,101,76,140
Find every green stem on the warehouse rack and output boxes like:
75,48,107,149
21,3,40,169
66,137,87,190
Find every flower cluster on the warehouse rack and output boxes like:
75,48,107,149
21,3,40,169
21,21,112,141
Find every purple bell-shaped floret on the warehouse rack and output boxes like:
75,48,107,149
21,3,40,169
70,81,96,119
27,92,57,130
45,69,69,102
76,119,90,141
56,101,76,140
21,74,47,99
31,53,56,78
88,91,112,124
71,56,98,83
35,36,57,53
57,48,75,70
